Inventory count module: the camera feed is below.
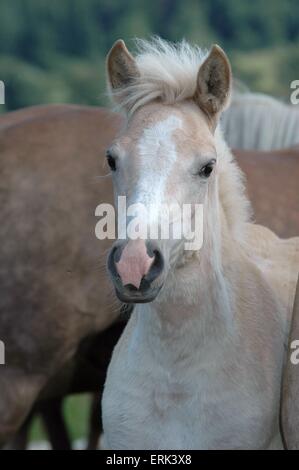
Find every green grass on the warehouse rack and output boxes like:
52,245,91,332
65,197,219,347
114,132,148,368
29,394,92,444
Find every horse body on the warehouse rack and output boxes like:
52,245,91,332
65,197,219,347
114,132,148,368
236,148,299,238
282,277,299,449
0,104,124,445
0,98,298,445
103,155,298,450
222,92,299,150
102,38,299,450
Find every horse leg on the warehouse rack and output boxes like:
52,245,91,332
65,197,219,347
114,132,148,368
3,412,33,449
0,370,45,448
39,397,72,450
5,398,72,450
86,394,102,450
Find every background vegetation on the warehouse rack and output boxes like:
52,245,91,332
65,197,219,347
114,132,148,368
0,0,298,114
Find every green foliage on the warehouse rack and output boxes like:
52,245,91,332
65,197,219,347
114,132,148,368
0,1,298,107
231,43,299,98
30,395,91,445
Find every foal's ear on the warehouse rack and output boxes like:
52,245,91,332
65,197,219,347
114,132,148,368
106,40,139,96
194,45,232,123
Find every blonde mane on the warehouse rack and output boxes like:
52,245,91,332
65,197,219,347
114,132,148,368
222,92,299,150
109,37,209,114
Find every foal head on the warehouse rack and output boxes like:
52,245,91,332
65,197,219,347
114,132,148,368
105,38,232,303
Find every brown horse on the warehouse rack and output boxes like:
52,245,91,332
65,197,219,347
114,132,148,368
235,147,299,238
0,104,298,448
0,104,125,446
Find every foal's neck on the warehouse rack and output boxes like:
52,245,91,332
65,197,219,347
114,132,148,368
135,138,248,355
134,254,235,366
136,202,238,359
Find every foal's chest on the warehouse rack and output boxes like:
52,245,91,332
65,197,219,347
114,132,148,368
102,339,279,450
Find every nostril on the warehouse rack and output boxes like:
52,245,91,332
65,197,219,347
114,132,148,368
107,245,122,280
113,245,122,263
144,249,164,284
139,276,151,292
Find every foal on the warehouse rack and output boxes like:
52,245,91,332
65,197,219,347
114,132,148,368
102,38,299,449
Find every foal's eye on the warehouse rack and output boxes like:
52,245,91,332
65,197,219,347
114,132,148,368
199,160,216,178
106,151,116,172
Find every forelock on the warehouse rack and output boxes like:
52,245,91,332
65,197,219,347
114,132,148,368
109,37,209,115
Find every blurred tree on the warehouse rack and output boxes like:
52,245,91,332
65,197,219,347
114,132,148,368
0,0,298,110
0,56,72,109
166,0,216,46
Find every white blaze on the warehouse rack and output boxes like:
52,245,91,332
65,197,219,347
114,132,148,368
135,115,182,226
